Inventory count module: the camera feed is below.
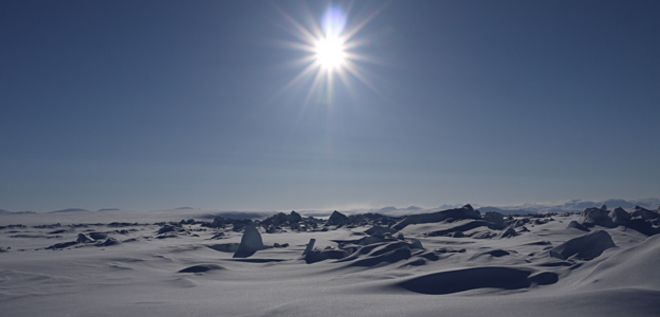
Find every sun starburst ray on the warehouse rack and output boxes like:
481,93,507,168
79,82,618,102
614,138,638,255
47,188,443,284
273,3,387,109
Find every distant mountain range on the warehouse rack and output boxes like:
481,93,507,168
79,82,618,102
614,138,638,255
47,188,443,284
0,209,35,214
48,208,90,213
1,198,658,216
478,198,660,215
357,198,660,216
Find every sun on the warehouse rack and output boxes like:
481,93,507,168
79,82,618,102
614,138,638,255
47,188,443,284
276,4,381,103
314,35,346,71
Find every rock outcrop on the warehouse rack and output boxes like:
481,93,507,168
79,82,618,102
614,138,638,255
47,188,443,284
582,206,614,227
393,205,480,230
327,210,349,226
579,206,659,236
567,220,590,231
233,224,264,258
262,211,303,227
499,225,519,239
609,207,631,225
550,230,615,260
631,206,659,221
483,211,505,229
76,233,94,243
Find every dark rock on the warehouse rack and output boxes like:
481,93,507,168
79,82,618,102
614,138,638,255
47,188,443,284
631,206,659,221
435,247,466,253
419,252,440,261
305,248,349,264
469,249,511,260
303,238,316,255
529,272,559,285
89,232,108,240
404,258,427,266
107,222,135,228
76,233,94,243
210,232,225,240
327,210,349,226
486,249,510,257
450,231,464,238
483,211,505,229
512,218,530,227
233,224,264,258
393,205,480,230
47,241,78,249
265,226,280,234
156,231,178,239
334,235,390,248
178,264,224,273
365,225,394,238
567,220,590,231
261,210,303,230
524,241,552,246
550,230,615,260
470,230,497,239
208,217,228,228
180,219,196,225
609,207,631,225
582,206,614,227
157,224,179,234
499,226,519,238
370,241,423,257
350,246,412,267
261,213,289,227
626,218,660,236
207,243,240,253
97,238,120,247
288,210,302,223
532,218,550,225
33,223,59,229
346,213,400,227
426,220,497,237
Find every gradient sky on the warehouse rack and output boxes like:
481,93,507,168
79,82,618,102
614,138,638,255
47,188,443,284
1,0,659,211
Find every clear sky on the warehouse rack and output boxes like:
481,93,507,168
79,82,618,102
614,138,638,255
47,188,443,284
1,0,659,211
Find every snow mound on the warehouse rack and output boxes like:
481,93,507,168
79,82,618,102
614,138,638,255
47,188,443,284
575,234,660,290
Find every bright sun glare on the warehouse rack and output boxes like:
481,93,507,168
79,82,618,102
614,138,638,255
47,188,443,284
279,4,380,103
314,36,346,70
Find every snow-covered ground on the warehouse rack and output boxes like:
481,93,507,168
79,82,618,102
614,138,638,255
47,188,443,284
1,207,659,317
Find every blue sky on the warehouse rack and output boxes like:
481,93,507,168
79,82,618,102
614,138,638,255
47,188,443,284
1,0,659,211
